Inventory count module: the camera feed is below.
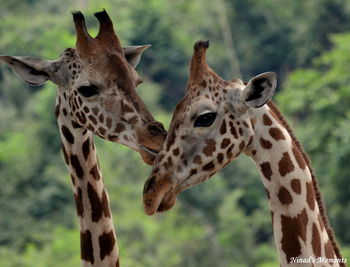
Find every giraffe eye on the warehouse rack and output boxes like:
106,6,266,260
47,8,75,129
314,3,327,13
77,85,99,97
194,112,217,127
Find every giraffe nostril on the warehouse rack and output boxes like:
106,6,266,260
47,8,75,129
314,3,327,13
143,176,156,194
148,123,166,136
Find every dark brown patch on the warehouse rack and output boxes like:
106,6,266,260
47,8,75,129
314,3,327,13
221,138,230,149
290,179,301,194
269,127,285,140
88,115,98,125
71,174,76,185
231,126,238,138
220,119,227,135
263,114,273,126
55,105,60,118
324,239,335,260
61,125,75,144
70,154,84,178
61,144,69,164
260,162,272,180
87,182,103,222
292,144,306,169
98,113,104,123
306,182,315,210
83,106,89,113
106,117,113,129
89,165,101,180
217,153,224,164
202,161,215,171
74,187,84,216
260,138,272,149
200,79,207,88
163,157,173,168
193,155,202,165
98,127,106,136
121,102,134,113
63,108,68,116
312,223,322,257
239,140,245,150
173,148,180,156
99,230,116,260
281,208,308,263
278,152,294,176
227,144,235,158
203,139,216,156
114,123,125,133
92,106,99,115
80,230,94,264
101,190,111,218
82,138,90,161
238,127,243,136
278,186,293,205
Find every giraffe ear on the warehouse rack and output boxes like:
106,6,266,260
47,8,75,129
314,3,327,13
0,56,65,86
123,45,151,68
242,72,277,108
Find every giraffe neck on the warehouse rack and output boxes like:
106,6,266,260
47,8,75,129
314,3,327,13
56,94,119,267
247,103,343,267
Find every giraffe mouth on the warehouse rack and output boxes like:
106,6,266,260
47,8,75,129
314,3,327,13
140,145,158,157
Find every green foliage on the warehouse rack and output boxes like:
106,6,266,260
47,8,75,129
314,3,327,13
1,0,350,266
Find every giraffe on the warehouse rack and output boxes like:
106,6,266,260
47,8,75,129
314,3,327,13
0,10,167,267
142,41,345,267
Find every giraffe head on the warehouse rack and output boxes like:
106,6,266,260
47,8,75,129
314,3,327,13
0,10,166,165
143,41,277,214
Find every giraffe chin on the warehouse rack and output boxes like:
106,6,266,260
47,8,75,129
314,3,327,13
139,148,157,165
156,189,177,213
144,187,177,215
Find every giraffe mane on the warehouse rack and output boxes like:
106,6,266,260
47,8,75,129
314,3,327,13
267,101,344,265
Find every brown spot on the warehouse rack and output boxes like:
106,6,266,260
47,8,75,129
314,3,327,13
63,108,68,116
70,154,84,178
291,179,301,194
221,138,230,149
203,139,216,156
163,157,173,168
83,106,89,113
92,106,99,115
114,123,125,133
243,121,249,128
269,127,285,140
239,140,246,150
220,119,227,135
55,105,60,118
292,144,306,169
106,117,113,129
74,187,84,216
217,153,224,164
89,165,101,180
71,120,82,128
200,79,207,88
250,118,256,129
71,174,76,185
312,223,322,257
62,144,69,164
231,126,238,138
193,155,202,165
238,127,243,136
278,152,294,177
101,190,111,218
278,186,293,205
260,162,272,180
121,102,134,113
98,127,106,136
99,113,104,124
324,239,335,260
203,161,215,171
80,230,94,264
166,131,176,151
82,138,90,161
99,230,116,260
227,144,235,158
87,182,103,222
172,148,180,156
281,208,308,263
88,115,98,125
306,182,315,210
61,125,75,144
260,138,272,149
263,114,273,126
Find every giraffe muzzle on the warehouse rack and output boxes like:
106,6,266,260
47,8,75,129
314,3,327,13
143,175,177,215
